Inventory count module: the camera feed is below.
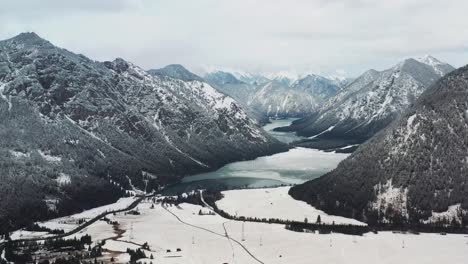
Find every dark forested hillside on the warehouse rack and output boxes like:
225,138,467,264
0,32,287,233
290,64,468,226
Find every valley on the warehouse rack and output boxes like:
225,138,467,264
162,119,348,195
4,188,468,264
0,21,467,263
3,118,467,264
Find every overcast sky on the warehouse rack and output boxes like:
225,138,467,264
1,0,467,78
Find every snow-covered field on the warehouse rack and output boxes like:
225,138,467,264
89,201,468,264
13,189,468,264
216,187,365,225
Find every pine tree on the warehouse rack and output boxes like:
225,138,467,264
316,215,321,224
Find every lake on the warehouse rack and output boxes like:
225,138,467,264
262,118,306,143
162,118,348,195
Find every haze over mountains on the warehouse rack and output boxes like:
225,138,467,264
290,64,468,225
0,32,286,233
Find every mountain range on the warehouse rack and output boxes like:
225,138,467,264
277,56,455,150
0,32,287,233
289,64,468,225
204,70,343,121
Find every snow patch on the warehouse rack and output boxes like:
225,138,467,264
423,204,463,225
9,149,30,158
404,114,419,141
38,150,62,162
338,144,359,150
56,173,71,185
371,179,409,221
0,82,12,111
308,125,335,139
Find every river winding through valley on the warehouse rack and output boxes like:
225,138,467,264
163,118,349,195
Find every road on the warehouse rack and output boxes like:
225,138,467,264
0,193,153,249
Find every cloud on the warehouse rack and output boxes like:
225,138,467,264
1,0,467,77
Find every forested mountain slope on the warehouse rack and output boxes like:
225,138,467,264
0,32,287,233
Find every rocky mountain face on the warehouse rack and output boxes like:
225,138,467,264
279,57,455,150
248,75,340,118
289,64,468,226
0,33,287,233
203,71,268,124
204,71,256,105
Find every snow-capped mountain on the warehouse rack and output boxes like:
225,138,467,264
280,57,455,150
0,32,287,233
205,70,340,120
290,74,341,98
203,71,268,124
248,75,340,118
231,71,271,86
289,64,468,225
147,64,203,82
265,70,299,87
416,55,455,76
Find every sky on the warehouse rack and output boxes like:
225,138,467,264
1,0,467,78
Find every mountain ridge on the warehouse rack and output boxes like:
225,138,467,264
289,64,468,225
277,56,455,150
0,32,287,233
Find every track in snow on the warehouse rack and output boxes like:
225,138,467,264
163,205,264,264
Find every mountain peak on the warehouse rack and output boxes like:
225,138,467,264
148,64,202,82
161,64,189,71
204,71,244,85
416,55,444,66
4,32,49,45
396,56,455,77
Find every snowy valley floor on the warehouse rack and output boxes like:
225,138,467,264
9,187,468,264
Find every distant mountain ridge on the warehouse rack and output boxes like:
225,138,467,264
0,32,287,233
204,70,342,120
277,56,455,150
289,63,468,226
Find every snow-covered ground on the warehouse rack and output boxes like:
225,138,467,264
39,197,137,232
86,200,468,264
10,190,468,264
216,187,365,225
